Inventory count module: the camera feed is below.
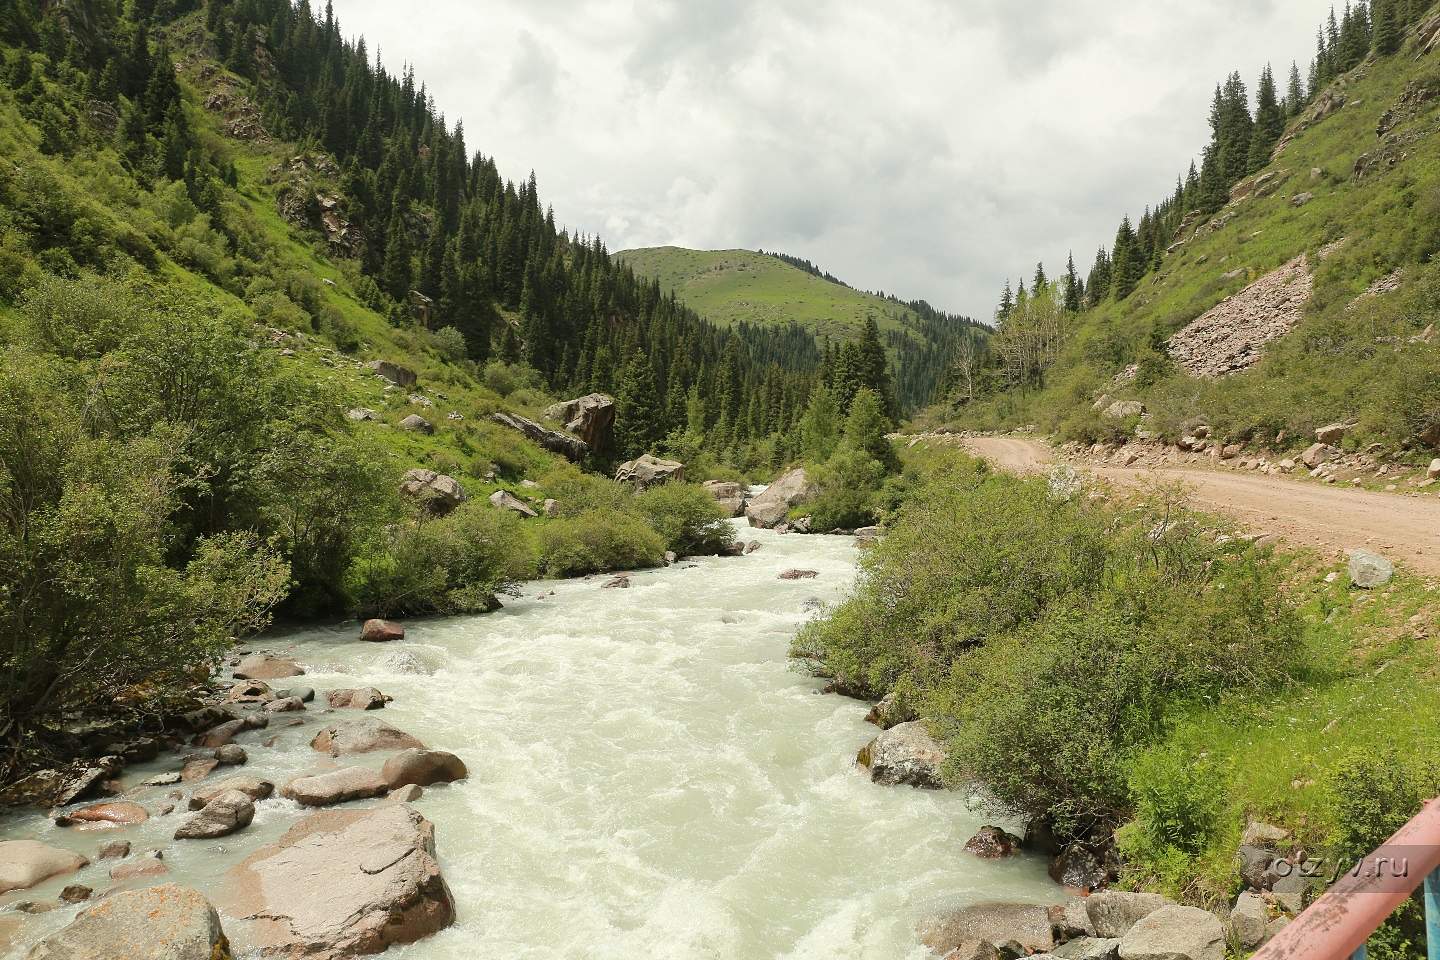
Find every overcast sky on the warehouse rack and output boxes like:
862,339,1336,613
329,0,1320,321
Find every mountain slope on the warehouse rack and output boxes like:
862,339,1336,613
616,247,984,411
616,247,917,341
944,8,1440,461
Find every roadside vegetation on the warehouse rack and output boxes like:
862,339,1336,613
797,447,1440,935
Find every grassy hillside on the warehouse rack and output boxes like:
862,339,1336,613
0,4,745,764
936,11,1440,465
616,246,920,342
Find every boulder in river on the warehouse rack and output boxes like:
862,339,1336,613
310,718,426,756
232,653,304,681
918,902,1055,955
964,825,1021,859
281,768,390,807
1347,549,1394,588
615,454,685,491
326,688,389,710
56,801,148,830
193,719,246,750
264,696,306,713
189,777,275,810
381,749,468,789
745,468,815,528
225,680,274,704
219,805,455,959
778,569,818,580
700,480,746,517
1116,905,1224,960
864,692,917,730
360,619,405,643
0,841,88,895
174,790,255,840
23,883,231,960
857,720,946,788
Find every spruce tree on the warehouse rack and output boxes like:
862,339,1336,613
1110,218,1144,301
1373,0,1401,54
1247,65,1284,172
1063,253,1081,312
1285,62,1306,115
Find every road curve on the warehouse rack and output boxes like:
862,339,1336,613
959,435,1440,575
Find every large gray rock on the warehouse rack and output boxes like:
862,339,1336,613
381,749,468,789
1103,400,1146,420
488,412,587,462
1117,905,1223,960
857,720,946,788
1087,891,1170,938
188,777,274,810
918,902,1055,955
281,768,390,807
398,414,433,435
1348,549,1394,588
398,469,466,516
701,480,746,517
218,805,455,959
1054,939,1121,960
0,841,88,895
310,719,426,757
745,468,815,528
543,393,615,449
615,454,685,491
1301,442,1337,468
232,653,303,681
365,360,416,388
489,490,539,518
326,688,388,710
1229,891,1268,949
174,790,255,840
24,884,230,960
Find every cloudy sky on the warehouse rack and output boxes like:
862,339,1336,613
329,0,1320,320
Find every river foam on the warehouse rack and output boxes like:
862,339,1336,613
0,520,1061,959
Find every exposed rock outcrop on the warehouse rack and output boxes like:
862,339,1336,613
615,454,685,490
489,490,539,518
488,412,587,462
1167,254,1314,378
745,468,814,528
219,805,455,959
543,394,615,449
398,469,466,515
24,884,231,960
365,360,416,388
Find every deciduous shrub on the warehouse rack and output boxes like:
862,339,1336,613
634,483,736,556
537,510,665,578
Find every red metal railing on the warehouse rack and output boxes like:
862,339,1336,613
1254,798,1440,960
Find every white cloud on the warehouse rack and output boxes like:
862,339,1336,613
328,0,1321,319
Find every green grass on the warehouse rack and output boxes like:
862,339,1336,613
616,246,923,345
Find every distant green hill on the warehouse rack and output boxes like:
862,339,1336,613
616,247,919,342
616,247,985,411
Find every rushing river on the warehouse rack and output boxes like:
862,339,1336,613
1,520,1061,959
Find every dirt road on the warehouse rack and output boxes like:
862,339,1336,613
959,435,1440,575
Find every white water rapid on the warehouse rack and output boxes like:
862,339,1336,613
0,520,1061,959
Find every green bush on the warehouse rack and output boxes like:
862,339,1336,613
537,509,665,578
634,483,736,556
345,504,538,618
799,452,1301,840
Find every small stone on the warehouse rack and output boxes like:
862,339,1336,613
58,884,92,903
95,840,130,860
